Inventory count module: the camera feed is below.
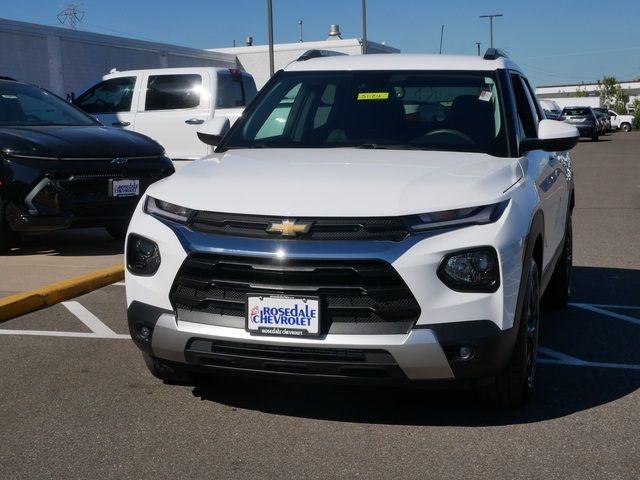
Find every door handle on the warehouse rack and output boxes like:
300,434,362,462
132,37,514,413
185,118,205,125
112,121,131,127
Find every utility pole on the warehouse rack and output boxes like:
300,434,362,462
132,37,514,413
299,20,303,42
439,25,444,54
57,3,84,30
475,42,481,56
479,14,503,48
361,0,368,54
267,0,274,77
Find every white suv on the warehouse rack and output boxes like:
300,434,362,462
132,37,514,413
125,49,579,406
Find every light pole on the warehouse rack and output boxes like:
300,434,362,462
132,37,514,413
479,14,503,48
267,0,274,77
361,0,368,54
475,42,481,56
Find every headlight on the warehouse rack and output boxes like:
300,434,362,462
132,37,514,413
437,247,499,292
127,234,161,275
144,196,193,223
410,200,509,232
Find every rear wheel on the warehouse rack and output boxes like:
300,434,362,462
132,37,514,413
591,133,599,141
142,352,197,385
477,260,540,407
620,123,631,133
543,215,572,308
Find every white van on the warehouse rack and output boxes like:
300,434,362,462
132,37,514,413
73,67,258,162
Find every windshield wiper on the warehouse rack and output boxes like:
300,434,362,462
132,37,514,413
354,143,434,151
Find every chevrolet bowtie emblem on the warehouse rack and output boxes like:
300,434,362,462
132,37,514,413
267,219,313,237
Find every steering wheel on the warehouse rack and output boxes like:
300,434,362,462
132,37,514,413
423,129,474,144
93,99,111,112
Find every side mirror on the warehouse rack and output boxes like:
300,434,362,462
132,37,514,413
520,119,579,153
66,92,76,103
197,117,230,146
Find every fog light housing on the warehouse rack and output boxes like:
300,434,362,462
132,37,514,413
127,234,161,275
437,247,499,292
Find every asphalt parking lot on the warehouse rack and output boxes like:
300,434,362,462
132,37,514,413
1,132,639,479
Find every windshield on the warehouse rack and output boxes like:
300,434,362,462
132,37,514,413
562,108,592,116
221,70,508,156
0,82,98,127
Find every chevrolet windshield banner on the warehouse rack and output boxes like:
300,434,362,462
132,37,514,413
247,296,320,337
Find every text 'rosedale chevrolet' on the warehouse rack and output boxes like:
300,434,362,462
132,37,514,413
125,50,579,406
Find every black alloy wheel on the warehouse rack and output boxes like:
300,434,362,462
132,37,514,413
477,259,540,407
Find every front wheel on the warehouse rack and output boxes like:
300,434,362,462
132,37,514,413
105,224,128,241
620,123,631,133
0,197,19,253
477,260,540,407
591,133,599,141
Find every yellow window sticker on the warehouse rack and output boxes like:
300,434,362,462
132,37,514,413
357,92,390,100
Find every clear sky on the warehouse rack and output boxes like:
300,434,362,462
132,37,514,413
2,0,640,87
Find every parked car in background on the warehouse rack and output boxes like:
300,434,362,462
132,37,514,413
539,99,562,120
607,110,635,132
125,49,579,407
560,106,600,141
73,67,258,164
0,77,174,252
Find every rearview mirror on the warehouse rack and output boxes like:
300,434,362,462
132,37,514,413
66,92,76,103
197,117,230,146
520,119,579,153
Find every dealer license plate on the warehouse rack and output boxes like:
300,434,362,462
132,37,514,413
246,296,320,337
109,179,139,198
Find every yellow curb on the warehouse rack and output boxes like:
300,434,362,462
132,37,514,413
0,264,124,322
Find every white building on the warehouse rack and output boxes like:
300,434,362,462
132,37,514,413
211,26,399,88
536,80,640,110
1,18,400,96
0,17,237,95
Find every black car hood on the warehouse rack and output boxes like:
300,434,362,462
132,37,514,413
0,125,164,158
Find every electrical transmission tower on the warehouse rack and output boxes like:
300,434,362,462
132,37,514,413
57,4,85,30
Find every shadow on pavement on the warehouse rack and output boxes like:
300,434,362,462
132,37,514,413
5,228,123,257
192,266,640,426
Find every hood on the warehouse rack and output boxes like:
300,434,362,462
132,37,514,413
148,148,523,217
0,125,164,158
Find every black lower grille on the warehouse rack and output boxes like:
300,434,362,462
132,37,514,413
170,254,421,335
185,339,406,379
189,211,410,241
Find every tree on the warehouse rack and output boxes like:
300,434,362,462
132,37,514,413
598,76,628,113
632,98,640,130
574,86,588,97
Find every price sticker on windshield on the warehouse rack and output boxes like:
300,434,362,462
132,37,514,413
357,92,390,101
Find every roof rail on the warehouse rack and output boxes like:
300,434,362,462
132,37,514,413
0,76,17,81
483,48,508,61
296,49,347,61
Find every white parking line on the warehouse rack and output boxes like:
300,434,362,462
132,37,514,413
0,330,129,339
113,282,126,286
62,301,120,336
569,303,640,326
539,346,640,371
0,300,130,339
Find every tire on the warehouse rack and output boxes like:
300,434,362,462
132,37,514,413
0,197,18,253
620,123,631,133
542,215,572,308
105,224,128,240
591,133,599,141
142,352,197,385
477,260,540,408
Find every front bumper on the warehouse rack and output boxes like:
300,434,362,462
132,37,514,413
125,193,529,384
128,301,517,383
